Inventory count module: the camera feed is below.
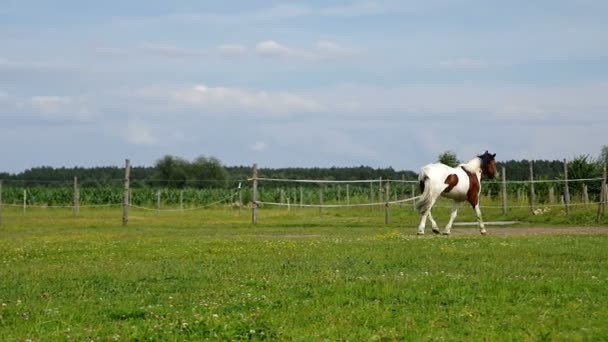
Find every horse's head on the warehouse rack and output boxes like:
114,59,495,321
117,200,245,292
478,151,497,179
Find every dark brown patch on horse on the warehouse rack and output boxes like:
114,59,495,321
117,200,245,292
461,166,480,207
419,176,427,194
443,174,459,193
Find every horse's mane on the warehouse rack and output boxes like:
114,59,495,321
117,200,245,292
461,157,482,173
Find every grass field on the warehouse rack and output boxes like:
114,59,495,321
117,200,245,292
1,203,607,340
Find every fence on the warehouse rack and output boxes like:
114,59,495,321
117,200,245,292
0,161,606,226
249,161,608,225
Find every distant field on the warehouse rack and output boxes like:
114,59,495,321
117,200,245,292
0,206,607,340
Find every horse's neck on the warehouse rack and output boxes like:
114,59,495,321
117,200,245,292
461,157,482,174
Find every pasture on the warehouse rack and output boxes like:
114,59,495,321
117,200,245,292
1,204,607,340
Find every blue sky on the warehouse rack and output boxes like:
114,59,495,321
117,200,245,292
1,0,607,173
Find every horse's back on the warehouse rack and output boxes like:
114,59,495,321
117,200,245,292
419,163,455,180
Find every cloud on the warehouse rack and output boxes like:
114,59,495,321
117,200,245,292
95,40,357,64
124,119,156,145
110,1,399,27
315,41,358,58
321,0,399,17
437,58,507,70
254,40,357,61
255,40,313,60
134,83,326,117
0,95,96,123
95,44,207,59
139,43,206,58
217,44,247,58
250,141,267,152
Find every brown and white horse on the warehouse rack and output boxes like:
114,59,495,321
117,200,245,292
416,151,497,235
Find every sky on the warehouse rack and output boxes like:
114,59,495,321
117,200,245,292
1,0,607,173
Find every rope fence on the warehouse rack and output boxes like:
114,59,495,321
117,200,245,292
0,161,606,225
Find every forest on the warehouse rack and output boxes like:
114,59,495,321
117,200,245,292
0,146,606,188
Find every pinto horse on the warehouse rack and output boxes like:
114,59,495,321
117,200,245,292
416,151,497,235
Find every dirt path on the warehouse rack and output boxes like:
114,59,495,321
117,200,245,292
444,227,608,236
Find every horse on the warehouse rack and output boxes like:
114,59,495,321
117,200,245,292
416,151,497,235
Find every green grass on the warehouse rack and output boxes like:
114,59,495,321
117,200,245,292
0,205,607,341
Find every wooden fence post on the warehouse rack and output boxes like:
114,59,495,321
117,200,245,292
597,164,607,223
582,184,589,204
385,180,390,225
500,167,507,215
23,189,27,215
529,161,536,214
517,189,522,204
156,190,161,216
123,159,131,226
319,185,324,216
346,184,350,208
180,190,184,212
563,159,570,215
238,184,243,216
549,187,555,205
73,176,80,218
411,184,416,210
378,177,383,203
369,182,374,212
252,164,258,225
400,175,405,208
299,186,303,208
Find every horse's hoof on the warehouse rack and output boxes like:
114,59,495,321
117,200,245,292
442,232,451,236
432,229,440,234
480,231,487,235
417,232,425,236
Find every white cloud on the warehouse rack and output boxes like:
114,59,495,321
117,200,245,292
307,82,608,122
124,119,156,145
437,58,507,70
250,141,267,152
217,44,247,58
254,40,357,61
135,83,326,117
28,96,95,122
139,43,206,58
321,0,398,17
254,40,312,60
316,40,358,58
110,1,400,27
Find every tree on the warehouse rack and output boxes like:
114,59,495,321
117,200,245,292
438,150,459,167
568,154,598,195
152,155,189,188
599,145,608,167
188,156,229,188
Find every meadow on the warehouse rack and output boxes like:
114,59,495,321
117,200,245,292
0,201,607,341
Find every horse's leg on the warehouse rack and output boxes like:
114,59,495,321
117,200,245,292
418,195,439,235
474,204,487,235
428,210,440,234
444,201,461,235
417,210,429,235
427,196,440,234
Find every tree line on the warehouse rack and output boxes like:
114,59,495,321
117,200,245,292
1,146,606,189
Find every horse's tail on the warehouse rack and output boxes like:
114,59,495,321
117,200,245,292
415,171,433,214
